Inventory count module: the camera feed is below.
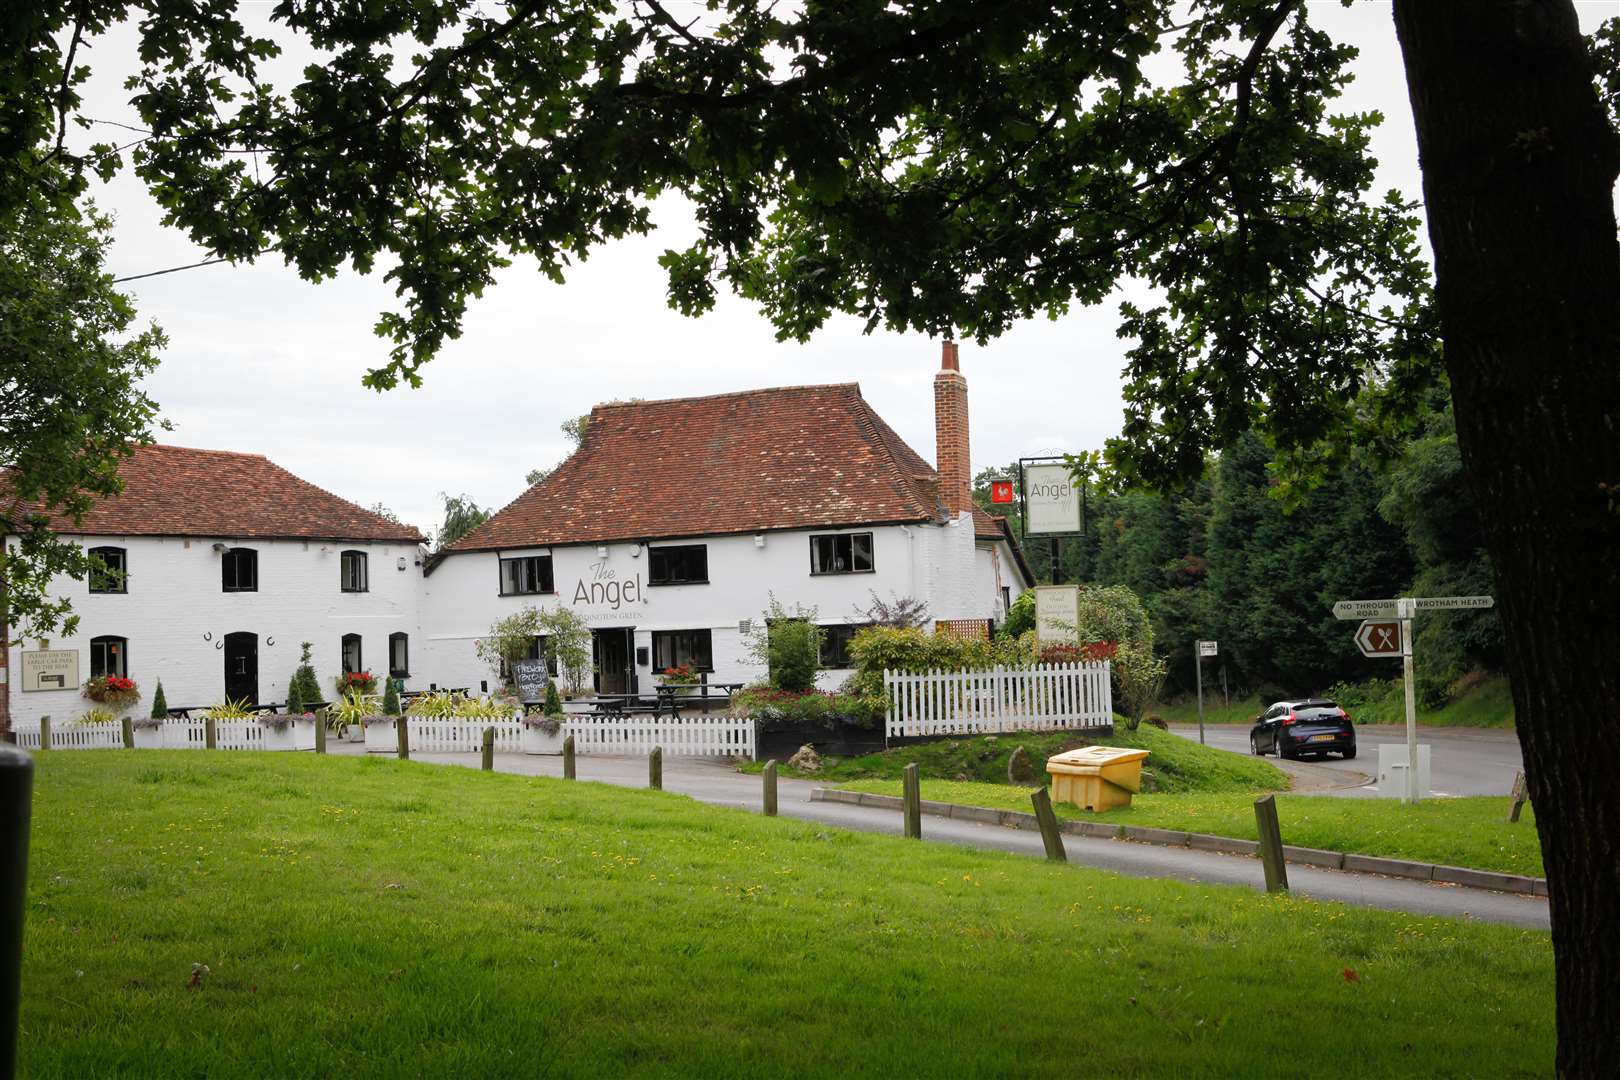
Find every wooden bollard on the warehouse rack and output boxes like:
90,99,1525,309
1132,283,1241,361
562,735,576,780
649,746,662,790
120,716,134,750
1254,794,1288,893
314,716,326,755
204,716,217,750
1,745,36,1080
396,716,409,761
38,717,50,753
1508,771,1528,823
762,760,778,817
1030,787,1067,863
902,762,922,839
481,726,495,771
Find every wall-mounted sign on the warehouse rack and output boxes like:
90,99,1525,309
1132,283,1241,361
1035,585,1080,644
989,479,1015,505
1022,462,1082,535
21,649,79,692
570,558,644,610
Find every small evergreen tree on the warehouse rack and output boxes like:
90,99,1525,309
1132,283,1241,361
543,680,563,717
290,641,322,705
149,680,167,719
286,679,304,716
382,679,400,717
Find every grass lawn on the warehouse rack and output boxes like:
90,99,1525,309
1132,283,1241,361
744,722,1288,795
1154,676,1516,729
21,752,1552,1077
833,780,1544,877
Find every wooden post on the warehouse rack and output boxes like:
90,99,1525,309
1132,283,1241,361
314,716,326,755
1,745,35,1080
203,716,217,750
1030,787,1067,863
1508,771,1528,823
902,762,921,839
562,735,576,780
762,760,778,817
649,746,662,790
38,717,50,753
120,716,134,750
396,716,409,761
1254,794,1288,893
481,726,495,771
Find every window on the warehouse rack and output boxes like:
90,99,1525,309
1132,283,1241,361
500,636,558,680
222,547,258,592
652,629,713,673
88,546,127,594
341,633,363,675
648,544,708,585
340,550,369,592
810,532,874,575
819,623,870,669
499,555,554,595
90,635,128,678
389,632,409,678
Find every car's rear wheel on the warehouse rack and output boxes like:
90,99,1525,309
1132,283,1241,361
1342,747,1357,760
1278,738,1293,760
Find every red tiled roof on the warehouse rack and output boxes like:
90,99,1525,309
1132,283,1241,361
12,444,424,543
449,384,948,552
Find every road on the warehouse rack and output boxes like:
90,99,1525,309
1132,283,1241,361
328,742,1548,930
1169,722,1524,798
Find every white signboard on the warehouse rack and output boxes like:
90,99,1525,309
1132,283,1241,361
1034,585,1080,644
1198,640,1218,657
1022,462,1082,535
1412,595,1494,612
1332,598,1400,620
1334,595,1493,620
21,649,79,692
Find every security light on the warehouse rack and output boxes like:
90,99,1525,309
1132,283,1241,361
211,542,228,554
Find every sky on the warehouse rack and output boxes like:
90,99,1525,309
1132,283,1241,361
72,3,1614,538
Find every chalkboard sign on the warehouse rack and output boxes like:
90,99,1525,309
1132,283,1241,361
512,659,549,702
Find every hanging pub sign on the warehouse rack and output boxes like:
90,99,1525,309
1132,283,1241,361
989,479,1015,504
1021,461,1082,535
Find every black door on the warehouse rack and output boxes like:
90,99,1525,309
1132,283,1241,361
592,628,634,695
223,631,258,704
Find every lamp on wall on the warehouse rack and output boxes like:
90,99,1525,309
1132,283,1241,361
210,542,228,554
397,557,408,571
630,542,642,559
596,545,608,557
754,534,766,548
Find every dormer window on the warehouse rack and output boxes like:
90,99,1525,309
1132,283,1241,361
340,550,369,592
88,546,127,593
222,547,258,592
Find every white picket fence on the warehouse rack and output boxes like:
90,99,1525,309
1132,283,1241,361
565,713,755,758
883,663,1114,738
163,718,267,750
10,720,124,751
406,715,523,753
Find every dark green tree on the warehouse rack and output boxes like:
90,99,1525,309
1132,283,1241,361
435,494,490,550
382,680,400,717
148,680,167,720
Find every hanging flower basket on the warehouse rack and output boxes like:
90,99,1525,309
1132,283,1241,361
83,675,140,709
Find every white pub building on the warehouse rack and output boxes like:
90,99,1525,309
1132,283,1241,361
3,345,1031,723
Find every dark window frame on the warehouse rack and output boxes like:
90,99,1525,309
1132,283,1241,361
90,635,128,678
809,532,875,575
651,628,714,673
388,632,409,678
221,547,258,592
88,546,128,594
497,554,556,596
648,544,709,586
819,623,871,669
340,549,369,593
341,633,363,675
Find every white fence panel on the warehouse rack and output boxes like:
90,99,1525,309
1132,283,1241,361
10,720,124,751
407,715,523,753
161,719,266,750
884,663,1113,738
565,714,755,759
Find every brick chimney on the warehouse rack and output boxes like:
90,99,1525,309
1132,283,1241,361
934,340,972,516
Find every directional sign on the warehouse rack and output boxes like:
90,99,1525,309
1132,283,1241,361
1333,599,1399,620
1412,595,1494,612
1354,620,1402,659
1198,640,1218,657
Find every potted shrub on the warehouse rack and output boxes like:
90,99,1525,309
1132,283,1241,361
83,674,140,711
256,710,301,751
522,682,567,755
284,681,319,750
325,687,372,744
362,680,401,753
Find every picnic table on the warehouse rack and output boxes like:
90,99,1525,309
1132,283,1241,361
578,684,745,719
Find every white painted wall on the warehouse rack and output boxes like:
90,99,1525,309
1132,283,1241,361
5,535,422,724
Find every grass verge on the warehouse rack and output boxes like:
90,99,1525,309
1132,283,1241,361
21,752,1551,1077
744,721,1287,794
834,779,1544,877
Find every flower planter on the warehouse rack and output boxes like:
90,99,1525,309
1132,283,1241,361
132,723,165,750
292,717,319,751
344,722,364,743
260,719,299,751
364,718,398,753
522,722,567,755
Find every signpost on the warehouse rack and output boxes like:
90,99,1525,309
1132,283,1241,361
1333,594,1494,803
1195,640,1217,745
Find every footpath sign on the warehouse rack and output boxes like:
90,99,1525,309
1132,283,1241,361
1332,595,1494,803
1194,640,1218,745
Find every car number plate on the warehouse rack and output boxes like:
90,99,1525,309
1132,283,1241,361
1309,734,1336,743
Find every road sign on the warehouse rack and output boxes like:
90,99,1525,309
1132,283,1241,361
1412,595,1494,612
1332,598,1399,620
1198,640,1218,657
1354,620,1402,658
989,479,1014,504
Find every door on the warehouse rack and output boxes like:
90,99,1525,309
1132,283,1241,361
592,628,634,695
223,631,258,704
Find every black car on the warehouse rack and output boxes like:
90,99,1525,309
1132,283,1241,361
1249,699,1357,760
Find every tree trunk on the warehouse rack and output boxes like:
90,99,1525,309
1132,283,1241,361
1391,3,1620,1075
